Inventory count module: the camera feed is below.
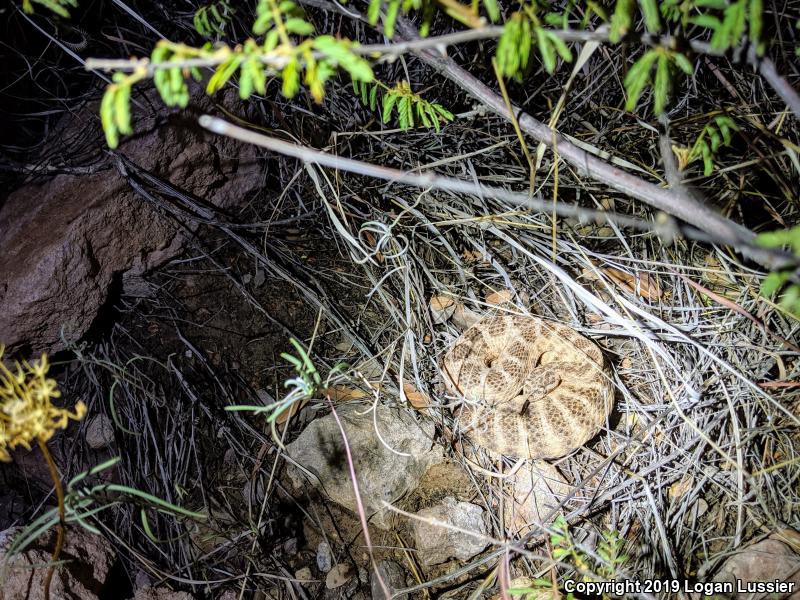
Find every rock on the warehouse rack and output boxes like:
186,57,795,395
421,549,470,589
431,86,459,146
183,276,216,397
0,489,25,532
133,587,195,600
0,525,116,600
84,414,114,449
371,560,408,600
325,563,354,589
410,496,488,567
316,540,333,572
242,478,265,504
0,94,261,356
503,461,571,533
294,566,313,585
285,404,441,530
712,537,800,599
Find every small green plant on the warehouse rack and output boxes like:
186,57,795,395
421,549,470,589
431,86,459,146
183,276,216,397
0,348,203,600
691,0,765,53
624,47,694,114
353,80,454,131
21,0,76,17
609,0,764,114
506,516,630,599
226,338,321,421
4,457,206,561
193,1,234,38
754,226,800,317
672,115,739,175
495,6,573,79
226,338,349,445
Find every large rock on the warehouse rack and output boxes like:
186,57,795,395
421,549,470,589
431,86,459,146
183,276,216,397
285,404,441,530
712,536,800,599
0,525,116,599
0,95,261,356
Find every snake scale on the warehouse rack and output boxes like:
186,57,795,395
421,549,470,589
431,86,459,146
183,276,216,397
442,315,613,459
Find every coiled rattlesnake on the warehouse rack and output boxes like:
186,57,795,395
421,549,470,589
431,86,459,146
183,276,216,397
442,314,613,459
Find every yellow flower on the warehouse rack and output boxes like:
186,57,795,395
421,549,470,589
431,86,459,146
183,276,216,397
0,346,86,462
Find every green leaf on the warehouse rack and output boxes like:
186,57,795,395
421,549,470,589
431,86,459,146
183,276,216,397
368,0,381,26
546,31,573,63
113,84,132,134
282,59,300,98
313,37,374,81
754,227,798,249
623,50,658,111
207,54,243,94
369,84,379,110
536,27,556,74
483,0,500,22
749,0,763,46
689,14,723,30
432,103,454,121
639,0,662,32
382,92,398,123
285,17,315,35
609,0,635,42
701,142,713,175
653,53,670,114
672,52,694,75
385,0,401,37
100,87,119,148
760,271,791,297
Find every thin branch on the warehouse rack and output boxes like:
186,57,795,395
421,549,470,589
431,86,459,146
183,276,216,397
197,115,795,267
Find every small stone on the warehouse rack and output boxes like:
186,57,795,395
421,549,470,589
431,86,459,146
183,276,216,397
294,567,312,586
411,497,488,566
283,537,299,555
253,269,266,287
85,414,114,450
325,563,353,589
371,560,408,600
317,540,333,572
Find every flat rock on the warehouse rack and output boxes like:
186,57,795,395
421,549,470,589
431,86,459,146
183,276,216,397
502,461,571,534
286,404,441,530
371,560,408,600
410,496,488,567
85,414,114,449
0,525,116,600
712,537,800,599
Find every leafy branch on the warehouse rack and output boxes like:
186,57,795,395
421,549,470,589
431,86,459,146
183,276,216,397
193,1,235,38
755,226,800,318
495,7,573,78
353,79,454,131
624,47,694,114
98,0,374,147
672,115,739,175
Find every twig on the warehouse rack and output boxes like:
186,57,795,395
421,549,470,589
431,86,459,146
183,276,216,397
392,16,797,272
38,438,66,600
197,115,795,270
